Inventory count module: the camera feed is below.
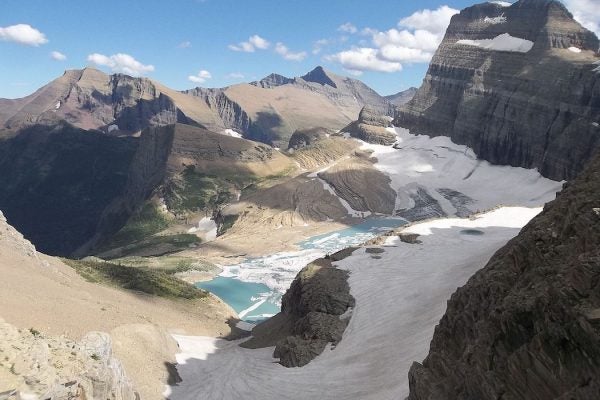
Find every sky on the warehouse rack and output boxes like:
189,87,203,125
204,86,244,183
1,0,598,99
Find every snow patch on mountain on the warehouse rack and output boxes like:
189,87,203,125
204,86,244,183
457,33,533,52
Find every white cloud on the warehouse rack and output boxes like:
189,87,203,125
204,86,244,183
229,34,270,52
399,5,458,34
87,53,155,76
564,0,600,36
275,42,307,61
312,38,329,55
338,22,358,34
227,72,245,79
178,41,192,48
326,48,402,73
0,24,48,46
188,70,212,84
327,5,458,73
50,51,66,61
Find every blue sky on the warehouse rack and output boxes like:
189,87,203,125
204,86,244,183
0,0,597,99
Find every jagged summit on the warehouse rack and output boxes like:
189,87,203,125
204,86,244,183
300,66,338,88
250,73,294,89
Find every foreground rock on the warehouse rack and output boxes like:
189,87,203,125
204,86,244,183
396,0,600,180
341,106,396,145
242,255,355,367
0,321,137,400
408,150,600,398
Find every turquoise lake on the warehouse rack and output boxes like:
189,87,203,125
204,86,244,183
197,217,407,322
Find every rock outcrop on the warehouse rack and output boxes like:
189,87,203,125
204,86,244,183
407,149,600,399
287,127,331,150
341,106,397,145
0,321,137,400
242,256,355,367
396,0,600,180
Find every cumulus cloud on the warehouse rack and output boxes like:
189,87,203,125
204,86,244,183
87,53,155,76
275,42,307,61
50,51,66,61
229,34,270,52
398,5,458,34
0,24,48,46
326,48,402,73
327,5,458,73
338,22,358,34
564,0,600,36
178,41,192,48
188,70,212,84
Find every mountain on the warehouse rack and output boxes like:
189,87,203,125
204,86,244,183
407,142,600,400
395,0,600,181
0,122,291,256
384,87,417,106
0,66,393,147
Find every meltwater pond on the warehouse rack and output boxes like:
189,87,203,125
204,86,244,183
197,217,407,322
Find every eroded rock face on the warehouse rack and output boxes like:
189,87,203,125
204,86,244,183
395,0,600,180
0,320,137,400
242,256,355,367
341,106,396,145
407,150,600,399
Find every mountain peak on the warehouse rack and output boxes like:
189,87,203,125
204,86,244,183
250,73,293,89
300,66,338,89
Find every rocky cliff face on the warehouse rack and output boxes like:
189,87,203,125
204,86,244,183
0,123,138,255
241,254,356,367
0,68,197,135
396,0,600,181
0,321,137,400
407,150,600,399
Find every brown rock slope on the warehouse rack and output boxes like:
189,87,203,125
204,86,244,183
0,210,235,400
408,150,600,399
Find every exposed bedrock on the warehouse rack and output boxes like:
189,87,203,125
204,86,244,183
408,149,600,399
395,0,600,181
242,256,356,367
342,106,397,145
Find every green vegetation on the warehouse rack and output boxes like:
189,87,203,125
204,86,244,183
100,233,201,259
113,255,218,275
62,258,207,299
165,166,240,214
90,353,100,361
102,202,170,250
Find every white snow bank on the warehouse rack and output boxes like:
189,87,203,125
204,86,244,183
483,14,507,24
360,127,561,217
166,206,543,400
491,1,512,6
221,129,243,138
187,217,217,241
457,33,533,52
568,46,582,53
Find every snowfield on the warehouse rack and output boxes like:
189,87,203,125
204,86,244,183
166,207,544,400
362,127,561,217
457,33,534,52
